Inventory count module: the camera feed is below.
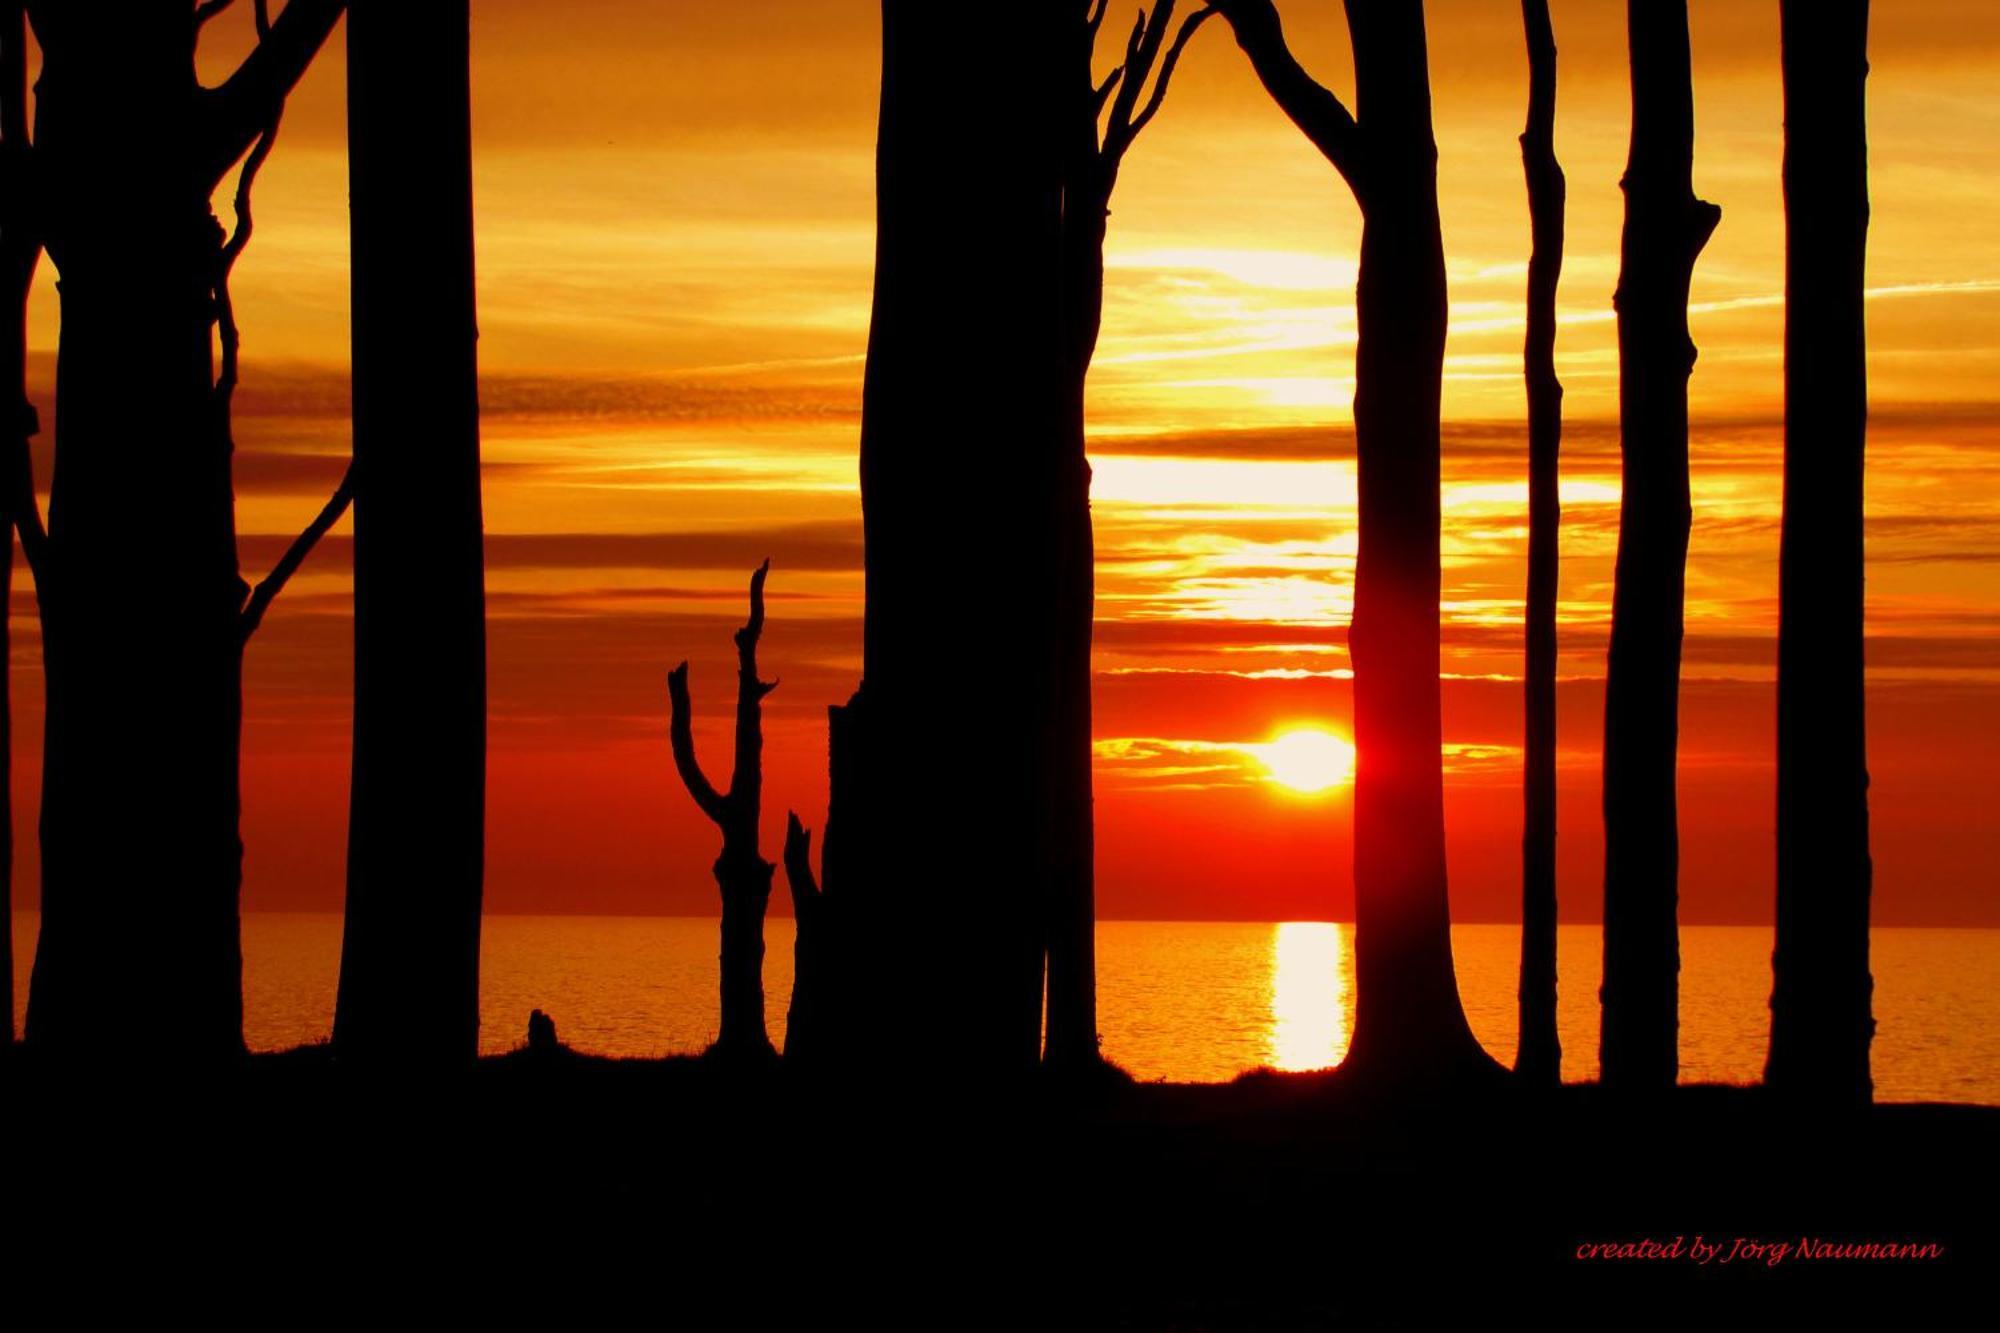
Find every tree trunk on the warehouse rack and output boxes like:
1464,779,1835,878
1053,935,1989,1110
836,1,1065,1077
1043,6,1111,1074
667,563,778,1063
22,8,246,1059
1044,0,1212,1072
0,0,28,1046
334,0,487,1066
1767,0,1873,1103
1215,0,1492,1086
1516,0,1564,1088
1600,0,1719,1092
781,810,827,1065
1338,1,1489,1083
781,696,867,1068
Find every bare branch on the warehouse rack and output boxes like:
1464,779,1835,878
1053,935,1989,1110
1093,65,1124,115
1086,0,1110,40
1103,5,1162,143
1123,5,1215,144
729,558,774,805
195,0,238,29
1211,0,1364,188
198,0,343,189
238,462,354,644
737,556,771,651
222,122,280,275
254,0,271,39
668,661,729,825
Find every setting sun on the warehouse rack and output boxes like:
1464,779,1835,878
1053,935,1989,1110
1246,730,1356,795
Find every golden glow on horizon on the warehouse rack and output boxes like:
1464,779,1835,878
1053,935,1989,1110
1246,729,1357,795
11,1,1997,927
1269,922,1350,1072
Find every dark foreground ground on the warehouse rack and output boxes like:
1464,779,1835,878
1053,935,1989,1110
5,1044,1992,1323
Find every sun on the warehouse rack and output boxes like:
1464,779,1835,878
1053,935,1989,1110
1247,729,1356,794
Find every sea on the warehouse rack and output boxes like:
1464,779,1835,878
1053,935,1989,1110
9,914,1997,1103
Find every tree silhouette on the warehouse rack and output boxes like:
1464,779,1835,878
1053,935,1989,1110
1515,0,1564,1088
1044,0,1213,1071
334,0,486,1066
1767,0,1874,1103
780,810,829,1064
1599,0,1719,1092
0,0,32,1047
668,561,779,1064
1213,0,1494,1084
21,0,343,1057
781,693,864,1069
822,2,1067,1078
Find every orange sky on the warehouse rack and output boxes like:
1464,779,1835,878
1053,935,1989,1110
10,1,2000,925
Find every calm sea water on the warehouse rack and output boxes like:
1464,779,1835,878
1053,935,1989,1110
10,914,1997,1102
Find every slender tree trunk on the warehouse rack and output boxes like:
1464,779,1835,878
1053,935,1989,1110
836,1,1065,1077
1044,6,1112,1074
668,563,777,1063
1516,0,1564,1087
0,0,28,1046
1767,0,1873,1103
1044,2,1209,1072
22,9,244,1058
334,0,487,1065
1600,0,1719,1092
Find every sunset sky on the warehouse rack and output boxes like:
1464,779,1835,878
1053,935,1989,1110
12,0,2000,926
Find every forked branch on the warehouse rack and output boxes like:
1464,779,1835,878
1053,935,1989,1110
670,561,778,832
1211,0,1365,189
1101,2,1217,164
199,0,344,189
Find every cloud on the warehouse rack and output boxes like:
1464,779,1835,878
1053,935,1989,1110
233,523,865,576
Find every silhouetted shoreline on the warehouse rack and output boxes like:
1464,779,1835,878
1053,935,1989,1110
7,1044,1989,1313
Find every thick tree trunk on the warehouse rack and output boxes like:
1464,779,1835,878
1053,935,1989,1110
22,9,246,1059
1767,0,1874,1103
1216,0,1492,1087
1600,0,1719,1092
837,1,1065,1077
1516,0,1564,1087
1339,0,1486,1083
334,0,487,1065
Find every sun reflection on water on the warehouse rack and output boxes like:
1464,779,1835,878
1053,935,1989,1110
1268,922,1352,1071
